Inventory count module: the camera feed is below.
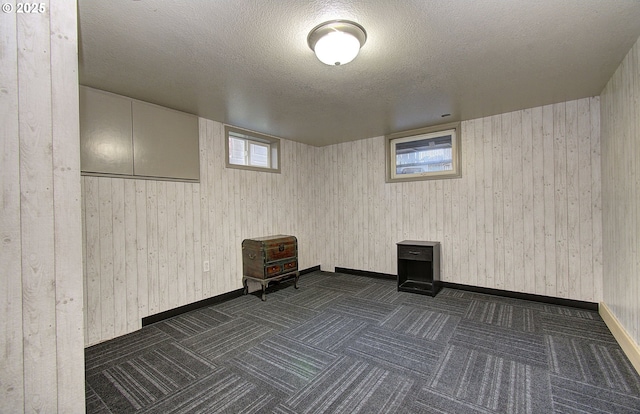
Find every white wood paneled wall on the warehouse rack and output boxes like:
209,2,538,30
600,35,640,346
82,119,321,346
318,98,602,303
1,0,85,411
83,97,604,345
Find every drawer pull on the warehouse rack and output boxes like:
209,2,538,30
408,251,421,255
248,253,257,260
279,244,285,252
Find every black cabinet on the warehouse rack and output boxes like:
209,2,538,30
397,240,441,296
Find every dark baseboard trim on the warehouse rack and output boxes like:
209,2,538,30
142,265,322,326
334,267,396,280
440,282,598,310
142,288,244,326
301,265,321,275
334,267,597,311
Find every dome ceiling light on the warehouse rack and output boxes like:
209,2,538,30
307,20,367,66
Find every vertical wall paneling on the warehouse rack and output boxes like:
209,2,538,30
502,113,514,291
134,180,149,320
590,96,603,304
157,181,169,310
317,98,601,303
474,119,486,288
463,121,477,287
199,117,210,299
455,131,467,285
3,0,85,409
111,178,126,337
192,182,202,301
483,117,495,288
531,107,546,296
81,96,603,346
577,99,594,301
553,103,569,298
82,179,88,345
85,178,101,343
521,109,536,294
166,182,178,309
50,1,85,409
135,179,148,321
565,100,580,300
219,123,231,292
99,178,115,340
18,4,58,409
601,35,640,349
492,115,504,290
510,110,524,292
1,6,24,410
542,105,557,296
184,183,195,304
82,117,324,345
146,180,159,314
124,179,138,332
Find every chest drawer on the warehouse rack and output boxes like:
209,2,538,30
283,260,297,272
398,245,432,261
266,263,282,276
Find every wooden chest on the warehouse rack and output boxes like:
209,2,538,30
242,235,299,300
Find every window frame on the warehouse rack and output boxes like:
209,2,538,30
385,121,461,183
224,125,281,174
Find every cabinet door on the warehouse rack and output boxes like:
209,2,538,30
80,86,134,175
132,101,199,181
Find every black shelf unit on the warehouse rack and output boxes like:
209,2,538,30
397,240,441,297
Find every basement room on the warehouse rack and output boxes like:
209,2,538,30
3,1,640,412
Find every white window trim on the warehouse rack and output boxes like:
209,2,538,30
224,125,281,173
385,121,461,183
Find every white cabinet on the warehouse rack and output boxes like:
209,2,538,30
132,100,199,181
79,86,200,181
80,87,134,175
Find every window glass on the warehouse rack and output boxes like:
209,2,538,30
229,136,247,166
249,142,269,167
225,125,280,173
395,135,453,175
385,122,461,182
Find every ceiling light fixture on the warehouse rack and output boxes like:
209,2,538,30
307,20,367,66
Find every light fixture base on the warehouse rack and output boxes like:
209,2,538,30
307,20,367,65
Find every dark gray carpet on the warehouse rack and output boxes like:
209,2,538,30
85,271,640,413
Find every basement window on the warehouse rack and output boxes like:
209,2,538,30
385,122,461,182
225,125,280,173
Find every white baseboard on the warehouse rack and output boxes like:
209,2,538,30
599,302,640,374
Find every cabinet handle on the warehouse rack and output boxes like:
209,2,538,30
279,244,285,252
248,253,256,259
408,251,421,255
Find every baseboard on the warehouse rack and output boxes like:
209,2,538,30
334,267,396,280
599,302,640,375
334,266,597,310
441,282,598,311
142,288,244,326
301,265,321,275
142,265,321,326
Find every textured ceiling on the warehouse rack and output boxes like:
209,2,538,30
78,0,640,147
